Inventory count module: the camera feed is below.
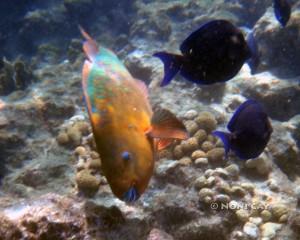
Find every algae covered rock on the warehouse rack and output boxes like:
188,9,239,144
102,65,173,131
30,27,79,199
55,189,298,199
0,58,34,96
76,169,100,197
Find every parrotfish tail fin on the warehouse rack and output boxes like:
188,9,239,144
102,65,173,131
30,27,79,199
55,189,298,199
153,52,182,87
148,108,189,150
123,186,139,203
246,32,260,75
79,26,99,62
212,131,231,159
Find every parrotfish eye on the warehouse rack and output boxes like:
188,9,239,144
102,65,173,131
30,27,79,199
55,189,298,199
121,151,131,161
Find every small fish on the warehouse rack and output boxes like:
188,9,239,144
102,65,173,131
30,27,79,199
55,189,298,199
213,100,273,160
246,31,260,74
273,0,291,27
80,28,188,202
153,19,252,87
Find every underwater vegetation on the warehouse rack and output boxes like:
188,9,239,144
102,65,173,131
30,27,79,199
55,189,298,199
0,0,300,239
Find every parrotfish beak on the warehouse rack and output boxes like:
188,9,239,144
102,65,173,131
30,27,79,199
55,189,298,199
122,186,139,203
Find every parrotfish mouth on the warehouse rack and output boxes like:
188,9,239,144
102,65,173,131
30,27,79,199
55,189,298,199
122,186,139,203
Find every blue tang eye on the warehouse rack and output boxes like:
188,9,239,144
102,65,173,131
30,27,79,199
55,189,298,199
121,151,131,161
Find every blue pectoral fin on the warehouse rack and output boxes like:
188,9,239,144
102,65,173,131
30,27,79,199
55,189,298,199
153,52,182,87
213,131,231,158
123,187,139,203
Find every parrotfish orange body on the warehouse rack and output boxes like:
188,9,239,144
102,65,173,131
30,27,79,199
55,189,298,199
80,28,188,202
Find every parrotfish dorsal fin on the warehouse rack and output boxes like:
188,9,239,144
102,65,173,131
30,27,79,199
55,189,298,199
79,26,99,62
149,108,188,140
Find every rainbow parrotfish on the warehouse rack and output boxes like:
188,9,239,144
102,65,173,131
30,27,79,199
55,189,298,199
80,28,188,202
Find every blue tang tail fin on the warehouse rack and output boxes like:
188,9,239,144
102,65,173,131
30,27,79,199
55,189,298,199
153,52,183,87
213,131,231,158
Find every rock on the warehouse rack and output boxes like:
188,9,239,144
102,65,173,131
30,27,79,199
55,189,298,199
183,110,198,120
147,228,174,240
0,213,23,239
191,150,206,161
155,160,179,176
75,169,100,197
253,8,300,79
194,158,209,167
261,210,272,222
213,168,229,179
231,186,246,198
0,194,86,239
87,158,102,171
181,137,199,153
199,188,215,203
155,160,193,186
279,214,288,223
261,222,282,239
240,183,255,194
194,129,207,144
214,194,230,204
0,59,34,96
56,132,69,145
89,151,99,160
215,181,231,195
236,209,249,223
204,169,214,178
243,222,259,239
270,204,289,220
74,146,86,156
224,164,240,178
178,157,192,166
267,122,300,178
195,112,217,133
249,217,262,226
173,145,184,159
207,148,225,163
201,141,215,152
66,126,82,147
267,179,280,192
236,71,300,122
194,176,207,190
291,213,300,235
159,149,173,159
245,153,272,176
206,176,216,187
185,120,199,135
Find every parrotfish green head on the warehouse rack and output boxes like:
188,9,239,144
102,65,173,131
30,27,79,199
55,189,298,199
97,131,155,203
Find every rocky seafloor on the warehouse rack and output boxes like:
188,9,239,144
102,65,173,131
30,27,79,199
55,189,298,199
1,0,300,239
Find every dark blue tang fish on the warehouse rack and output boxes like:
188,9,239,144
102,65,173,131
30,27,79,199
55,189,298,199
213,100,273,160
273,0,291,27
154,20,255,87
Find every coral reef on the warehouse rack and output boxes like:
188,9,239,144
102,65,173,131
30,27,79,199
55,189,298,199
0,0,300,239
0,58,34,96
